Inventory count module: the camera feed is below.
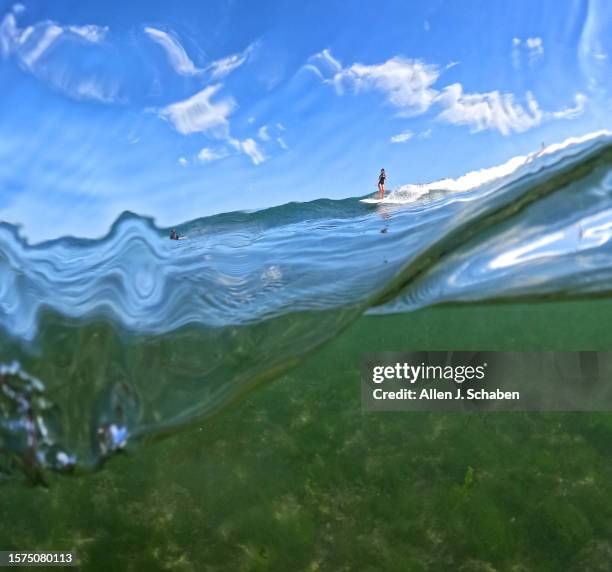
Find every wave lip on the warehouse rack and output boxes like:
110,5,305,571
388,130,611,203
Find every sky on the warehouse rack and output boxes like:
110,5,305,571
0,0,610,242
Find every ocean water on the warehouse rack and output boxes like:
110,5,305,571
4,301,612,570
2,132,612,569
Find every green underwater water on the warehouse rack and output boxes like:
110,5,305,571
5,299,612,571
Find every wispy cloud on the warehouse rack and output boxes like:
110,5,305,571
435,85,543,135
20,23,63,68
208,42,257,80
68,25,108,43
197,147,228,162
257,125,270,141
578,0,611,96
230,138,266,165
0,7,114,102
526,37,544,65
549,93,587,120
257,123,288,152
144,26,200,76
307,50,439,116
144,26,256,80
303,48,342,81
512,37,521,69
157,84,236,136
511,37,544,68
73,79,119,104
157,78,273,166
390,128,432,143
390,130,413,143
308,49,584,136
1,9,107,65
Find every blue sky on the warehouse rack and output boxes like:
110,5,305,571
0,0,610,241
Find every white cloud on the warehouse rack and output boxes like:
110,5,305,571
549,93,587,120
155,75,272,166
208,42,256,80
0,10,116,102
578,0,610,96
342,58,439,114
526,37,544,65
512,37,544,68
436,88,586,135
68,25,108,43
308,49,589,137
197,147,228,162
230,137,266,165
306,50,440,116
0,11,107,65
20,23,63,67
157,84,236,135
512,38,521,69
435,84,543,135
390,128,431,143
73,78,119,103
304,48,342,81
178,157,188,166
144,26,200,76
241,138,266,165
257,125,270,141
258,123,288,152
390,130,413,143
209,53,245,80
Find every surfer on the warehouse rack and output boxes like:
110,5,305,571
378,168,386,198
169,229,179,240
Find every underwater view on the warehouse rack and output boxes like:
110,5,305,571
1,0,612,570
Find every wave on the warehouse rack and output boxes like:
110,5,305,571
388,130,610,203
1,131,611,482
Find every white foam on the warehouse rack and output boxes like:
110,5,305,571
389,130,611,202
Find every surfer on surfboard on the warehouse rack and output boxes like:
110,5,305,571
377,168,386,198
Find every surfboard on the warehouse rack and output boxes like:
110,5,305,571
359,197,401,205
360,196,410,205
